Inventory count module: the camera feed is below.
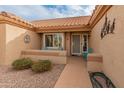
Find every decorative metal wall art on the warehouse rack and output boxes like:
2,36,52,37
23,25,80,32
101,15,115,39
24,34,31,43
110,18,115,34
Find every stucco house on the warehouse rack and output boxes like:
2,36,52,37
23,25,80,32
0,5,124,87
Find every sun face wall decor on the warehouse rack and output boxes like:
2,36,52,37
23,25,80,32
24,34,31,44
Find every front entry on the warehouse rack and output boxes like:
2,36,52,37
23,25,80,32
71,33,88,56
71,34,81,55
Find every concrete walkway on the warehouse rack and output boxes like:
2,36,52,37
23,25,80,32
54,56,92,88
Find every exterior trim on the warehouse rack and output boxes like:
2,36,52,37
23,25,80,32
36,27,91,33
0,20,35,31
88,5,112,29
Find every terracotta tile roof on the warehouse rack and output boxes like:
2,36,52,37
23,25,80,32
32,16,91,28
0,11,22,20
0,11,35,29
0,11,91,32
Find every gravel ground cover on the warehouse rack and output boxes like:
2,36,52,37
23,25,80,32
0,64,65,88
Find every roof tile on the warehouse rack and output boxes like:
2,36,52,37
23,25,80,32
32,16,91,28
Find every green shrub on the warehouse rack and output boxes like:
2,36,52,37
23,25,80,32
31,60,52,73
12,58,33,70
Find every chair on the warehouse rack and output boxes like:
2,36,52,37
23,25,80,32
82,48,93,61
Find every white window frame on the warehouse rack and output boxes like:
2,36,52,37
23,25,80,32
82,34,88,53
43,33,64,50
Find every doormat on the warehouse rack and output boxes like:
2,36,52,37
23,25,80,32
89,72,116,88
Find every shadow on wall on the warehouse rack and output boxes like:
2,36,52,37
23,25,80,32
5,30,41,65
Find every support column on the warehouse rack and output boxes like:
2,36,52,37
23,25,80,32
65,32,71,56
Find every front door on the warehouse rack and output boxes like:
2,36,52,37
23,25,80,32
71,34,81,55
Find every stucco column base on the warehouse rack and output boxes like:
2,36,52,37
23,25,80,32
87,53,103,72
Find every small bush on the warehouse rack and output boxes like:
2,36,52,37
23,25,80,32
31,60,52,73
12,58,33,70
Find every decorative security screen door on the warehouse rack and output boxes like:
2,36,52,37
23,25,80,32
71,34,81,55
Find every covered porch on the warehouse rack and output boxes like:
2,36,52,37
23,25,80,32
33,16,91,57
40,32,89,56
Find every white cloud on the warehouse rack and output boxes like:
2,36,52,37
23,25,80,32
83,5,96,15
0,5,95,21
65,5,95,16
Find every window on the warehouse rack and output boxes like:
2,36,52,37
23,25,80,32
45,35,53,47
44,33,64,50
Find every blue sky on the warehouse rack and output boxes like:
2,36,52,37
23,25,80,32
0,5,95,21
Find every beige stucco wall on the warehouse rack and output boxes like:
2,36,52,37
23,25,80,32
0,24,6,64
2,24,41,65
90,6,124,87
21,50,67,64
